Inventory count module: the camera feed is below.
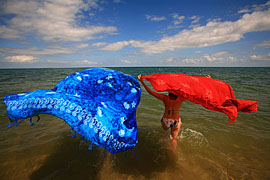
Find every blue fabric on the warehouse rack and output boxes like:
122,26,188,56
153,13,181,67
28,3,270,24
3,68,141,153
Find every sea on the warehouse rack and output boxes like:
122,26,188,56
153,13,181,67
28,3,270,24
0,67,269,180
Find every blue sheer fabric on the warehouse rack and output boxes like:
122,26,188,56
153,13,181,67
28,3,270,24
3,68,141,153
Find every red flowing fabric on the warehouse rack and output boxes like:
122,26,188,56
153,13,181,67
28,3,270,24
142,74,258,123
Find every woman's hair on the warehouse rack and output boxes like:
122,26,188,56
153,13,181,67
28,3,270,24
168,93,177,100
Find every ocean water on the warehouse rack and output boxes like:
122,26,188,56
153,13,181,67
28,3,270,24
0,67,269,180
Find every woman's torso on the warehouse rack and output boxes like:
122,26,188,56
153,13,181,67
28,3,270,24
162,96,184,119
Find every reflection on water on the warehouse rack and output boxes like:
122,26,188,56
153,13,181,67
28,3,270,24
1,118,269,180
0,67,270,179
0,124,227,180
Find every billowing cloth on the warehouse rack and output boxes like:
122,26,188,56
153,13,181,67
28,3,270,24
142,74,257,123
3,68,141,153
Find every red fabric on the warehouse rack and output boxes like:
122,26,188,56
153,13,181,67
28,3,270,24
142,74,258,123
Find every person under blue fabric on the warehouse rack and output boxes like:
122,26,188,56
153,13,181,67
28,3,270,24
3,68,141,154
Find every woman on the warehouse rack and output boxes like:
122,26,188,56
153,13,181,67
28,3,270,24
138,75,185,146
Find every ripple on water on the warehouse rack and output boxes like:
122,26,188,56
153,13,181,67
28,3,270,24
179,128,209,147
0,67,269,180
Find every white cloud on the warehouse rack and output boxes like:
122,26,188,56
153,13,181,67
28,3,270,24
47,59,98,65
171,13,185,25
120,59,131,64
97,3,270,55
47,60,68,64
250,54,270,61
238,9,251,14
228,56,237,62
203,51,230,62
0,44,88,56
190,16,201,24
136,10,270,54
178,53,238,65
76,44,89,49
126,9,270,54
100,41,131,51
255,41,270,48
182,58,202,64
207,18,222,23
97,8,270,55
194,50,202,54
0,0,117,41
203,55,222,62
238,1,270,14
3,55,38,63
79,59,98,65
212,51,230,57
166,57,174,62
162,52,240,65
0,25,21,39
146,15,166,22
91,42,108,47
84,3,270,56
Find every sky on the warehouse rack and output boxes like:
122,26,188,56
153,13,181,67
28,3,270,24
0,0,270,68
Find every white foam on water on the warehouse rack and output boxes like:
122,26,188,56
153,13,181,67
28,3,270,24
179,128,209,147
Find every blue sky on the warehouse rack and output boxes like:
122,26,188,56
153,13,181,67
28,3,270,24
0,0,269,68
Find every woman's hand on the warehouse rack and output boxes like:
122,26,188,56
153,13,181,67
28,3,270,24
138,74,142,81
